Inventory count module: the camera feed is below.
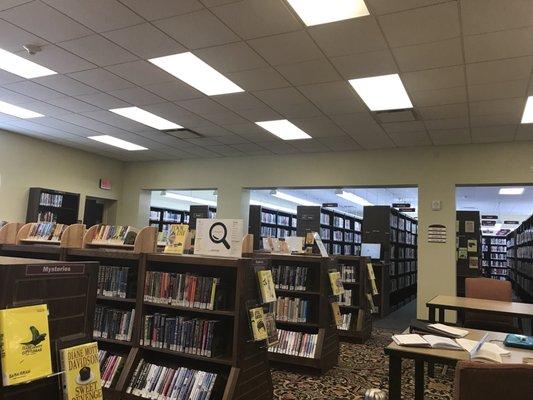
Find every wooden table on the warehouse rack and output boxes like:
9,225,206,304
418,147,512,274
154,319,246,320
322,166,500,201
384,328,533,400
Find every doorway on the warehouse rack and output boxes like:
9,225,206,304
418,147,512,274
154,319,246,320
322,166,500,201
83,197,117,227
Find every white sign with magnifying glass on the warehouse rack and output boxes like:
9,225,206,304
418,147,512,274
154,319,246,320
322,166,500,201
194,219,244,258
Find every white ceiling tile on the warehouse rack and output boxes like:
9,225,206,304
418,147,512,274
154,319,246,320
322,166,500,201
212,135,250,145
393,38,463,71
211,0,301,39
277,59,341,86
67,68,135,91
144,80,204,102
329,112,377,128
194,122,236,137
0,19,44,53
291,116,348,138
0,0,32,11
390,131,432,147
15,99,72,116
253,87,322,118
154,9,239,49
402,65,465,92
471,125,517,143
515,124,533,141
103,23,186,59
378,2,459,47
382,121,426,134
464,26,533,63
410,86,467,107
223,122,275,140
225,67,289,91
424,116,469,130
210,92,266,111
202,111,248,125
0,1,92,42
32,75,99,96
470,113,520,128
468,80,528,102
428,128,471,145
42,0,144,32
290,139,327,153
330,49,397,79
466,56,533,85
105,60,173,86
194,42,267,73
417,103,468,119
205,145,244,156
185,137,226,146
233,106,281,121
308,17,387,57
248,30,322,66
469,97,525,116
348,128,395,149
32,116,101,136
0,69,25,85
74,92,130,109
142,102,210,127
366,0,449,15
317,135,361,151
59,34,138,66
3,80,64,101
109,87,165,106
461,0,533,36
255,140,300,154
80,110,158,133
117,0,204,21
176,97,229,114
14,44,96,73
231,142,273,155
46,96,100,113
298,81,366,114
0,87,36,104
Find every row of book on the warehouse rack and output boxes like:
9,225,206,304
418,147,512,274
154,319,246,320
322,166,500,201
491,245,507,252
144,271,225,311
99,350,125,388
39,192,63,207
268,329,317,358
127,360,216,400
338,290,353,306
27,222,66,241
37,211,57,223
517,246,533,258
517,228,533,244
338,313,351,331
93,224,137,244
141,314,222,358
93,306,135,342
97,266,131,299
339,264,358,283
271,265,310,291
274,297,310,323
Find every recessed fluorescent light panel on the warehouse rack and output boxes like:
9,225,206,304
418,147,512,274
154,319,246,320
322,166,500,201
110,107,183,130
287,0,370,26
149,52,243,96
349,74,413,111
0,48,56,79
521,96,533,123
256,120,312,140
271,190,319,206
335,190,373,206
88,135,147,151
162,191,217,207
499,187,524,195
250,199,296,214
0,100,43,118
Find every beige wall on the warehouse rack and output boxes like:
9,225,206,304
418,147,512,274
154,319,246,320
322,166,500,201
118,141,533,319
0,129,124,223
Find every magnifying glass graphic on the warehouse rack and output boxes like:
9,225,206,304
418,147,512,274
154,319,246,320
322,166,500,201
209,222,230,249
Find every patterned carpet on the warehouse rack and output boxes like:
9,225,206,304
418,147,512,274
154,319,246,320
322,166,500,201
272,329,454,400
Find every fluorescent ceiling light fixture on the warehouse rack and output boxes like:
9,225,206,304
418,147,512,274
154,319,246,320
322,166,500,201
287,0,370,26
271,190,319,206
0,100,43,118
256,120,312,140
250,199,296,214
162,191,217,207
521,96,533,123
349,73,413,111
88,135,147,151
499,187,524,195
335,190,373,206
110,107,183,130
149,52,243,96
0,48,56,79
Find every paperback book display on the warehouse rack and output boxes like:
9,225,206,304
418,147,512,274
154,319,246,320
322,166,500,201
60,342,103,400
92,225,138,245
126,360,217,399
275,297,310,323
141,314,223,358
271,265,309,290
328,271,345,296
144,271,225,311
98,350,125,389
257,269,277,303
93,306,135,342
249,307,268,342
97,266,131,298
27,222,67,241
268,329,317,358
164,224,189,254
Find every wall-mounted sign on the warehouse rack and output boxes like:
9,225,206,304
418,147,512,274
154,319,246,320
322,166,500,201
504,221,519,225
481,220,496,226
99,179,111,190
428,224,447,243
393,203,410,208
399,207,416,212
322,203,338,208
481,215,498,220
194,219,243,258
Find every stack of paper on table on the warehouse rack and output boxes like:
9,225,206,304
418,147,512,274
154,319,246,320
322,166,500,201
392,334,463,350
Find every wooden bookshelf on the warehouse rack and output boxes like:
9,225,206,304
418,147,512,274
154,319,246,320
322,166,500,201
82,225,157,253
456,211,482,297
508,216,533,302
334,256,372,343
258,253,339,374
248,205,297,250
481,235,509,280
0,222,22,245
26,187,80,224
362,206,418,315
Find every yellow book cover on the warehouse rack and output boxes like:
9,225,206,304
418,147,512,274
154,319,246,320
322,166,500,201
328,271,345,296
0,304,52,386
331,302,342,327
164,224,189,254
249,307,268,342
257,270,277,303
60,342,102,400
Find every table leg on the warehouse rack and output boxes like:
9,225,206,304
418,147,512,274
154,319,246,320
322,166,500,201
389,355,402,400
415,360,425,400
438,307,445,323
428,306,436,377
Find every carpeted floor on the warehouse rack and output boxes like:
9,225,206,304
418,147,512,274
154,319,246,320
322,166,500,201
272,328,454,400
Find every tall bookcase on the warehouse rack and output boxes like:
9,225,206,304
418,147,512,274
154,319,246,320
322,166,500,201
361,206,418,314
456,211,482,297
481,235,508,280
296,206,362,256
149,207,190,231
248,205,297,250
26,187,80,224
508,216,533,302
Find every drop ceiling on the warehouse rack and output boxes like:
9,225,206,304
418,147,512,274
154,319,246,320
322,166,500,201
0,0,532,161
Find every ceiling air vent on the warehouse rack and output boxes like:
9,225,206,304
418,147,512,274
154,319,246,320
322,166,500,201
374,109,418,123
163,128,203,140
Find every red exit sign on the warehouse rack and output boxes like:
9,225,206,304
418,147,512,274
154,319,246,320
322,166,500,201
99,179,111,190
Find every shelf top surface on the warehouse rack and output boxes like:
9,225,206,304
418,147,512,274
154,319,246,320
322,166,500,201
0,256,63,265
427,294,533,316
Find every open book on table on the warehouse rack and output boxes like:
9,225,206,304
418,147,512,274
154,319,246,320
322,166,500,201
456,337,510,364
392,334,463,350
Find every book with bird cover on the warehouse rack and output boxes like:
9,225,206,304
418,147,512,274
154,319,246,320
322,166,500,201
249,307,268,342
60,342,102,400
0,304,52,386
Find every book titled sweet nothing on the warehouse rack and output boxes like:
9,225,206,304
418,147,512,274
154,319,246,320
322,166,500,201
0,304,52,386
60,342,102,400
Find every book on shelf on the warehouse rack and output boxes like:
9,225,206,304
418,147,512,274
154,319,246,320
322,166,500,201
164,224,189,254
331,302,342,327
27,222,67,241
141,314,223,358
339,264,357,283
144,271,226,311
92,225,138,245
257,269,277,303
272,265,309,291
366,263,379,296
39,192,64,207
98,350,125,389
339,312,352,331
0,304,52,386
328,270,345,296
338,290,352,306
249,307,268,342
275,297,310,323
93,306,135,342
264,312,279,346
392,334,462,350
268,329,317,358
366,293,378,314
97,266,130,299
60,342,103,400
126,360,217,399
